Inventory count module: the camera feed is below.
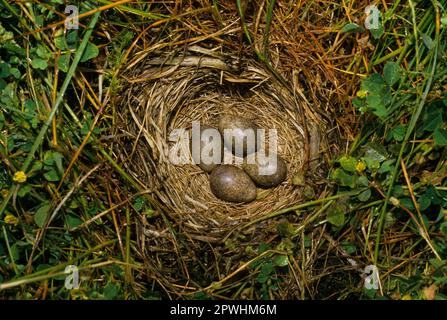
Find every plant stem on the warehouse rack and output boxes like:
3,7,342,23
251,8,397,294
0,12,101,217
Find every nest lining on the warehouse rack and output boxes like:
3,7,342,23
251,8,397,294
115,48,324,232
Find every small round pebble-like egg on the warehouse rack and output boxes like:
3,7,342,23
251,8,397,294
242,153,287,188
190,124,224,172
218,115,259,157
210,165,257,203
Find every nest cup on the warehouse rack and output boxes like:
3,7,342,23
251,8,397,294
115,46,324,235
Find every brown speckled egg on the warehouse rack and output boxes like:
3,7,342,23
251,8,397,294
190,124,224,172
242,153,287,188
218,115,259,157
210,165,257,203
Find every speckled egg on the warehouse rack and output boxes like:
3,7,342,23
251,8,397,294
190,124,224,172
210,165,257,203
242,153,287,188
218,115,259,157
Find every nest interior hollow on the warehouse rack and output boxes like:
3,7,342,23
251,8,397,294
115,47,327,232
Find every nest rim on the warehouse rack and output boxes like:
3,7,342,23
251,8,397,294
113,46,331,235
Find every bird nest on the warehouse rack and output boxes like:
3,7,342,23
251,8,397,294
113,45,329,236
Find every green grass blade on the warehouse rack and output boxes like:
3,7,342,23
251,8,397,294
0,11,101,217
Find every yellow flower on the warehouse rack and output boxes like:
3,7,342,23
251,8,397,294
356,161,366,172
4,214,19,226
356,90,368,98
1,189,8,198
390,197,400,207
401,294,412,300
22,121,31,130
13,171,27,183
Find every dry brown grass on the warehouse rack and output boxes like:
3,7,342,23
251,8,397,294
106,0,371,299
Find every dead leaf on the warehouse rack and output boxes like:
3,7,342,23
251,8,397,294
423,283,438,300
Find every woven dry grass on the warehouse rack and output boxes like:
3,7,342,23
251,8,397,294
108,0,363,298
114,46,330,236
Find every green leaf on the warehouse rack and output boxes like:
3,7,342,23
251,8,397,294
366,95,387,117
10,68,20,79
273,255,289,267
418,195,431,211
391,124,406,142
357,175,369,187
327,204,345,227
400,198,415,211
441,15,447,26
364,287,378,299
384,211,396,229
31,58,48,70
423,108,443,132
362,76,379,93
80,42,99,62
0,24,14,43
260,262,274,275
10,244,20,261
35,14,44,28
257,262,274,283
54,32,66,50
52,152,64,174
24,99,36,112
303,236,311,248
4,43,25,57
352,97,364,109
0,63,10,78
434,128,447,146
34,203,51,227
383,62,401,86
421,101,447,132
363,146,387,170
103,283,118,300
57,53,70,72
31,160,43,173
361,74,388,96
256,273,268,284
65,214,83,229
133,197,145,211
421,33,435,50
257,243,272,254
276,221,294,238
44,168,61,181
43,150,56,165
369,23,384,39
18,185,32,198
341,23,364,33
339,156,358,172
331,168,356,188
392,185,404,197
36,45,51,59
361,73,391,118
358,189,371,202
421,214,429,230
341,241,357,255
66,30,79,49
9,55,19,64
378,159,395,174
43,151,63,170
424,185,442,206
